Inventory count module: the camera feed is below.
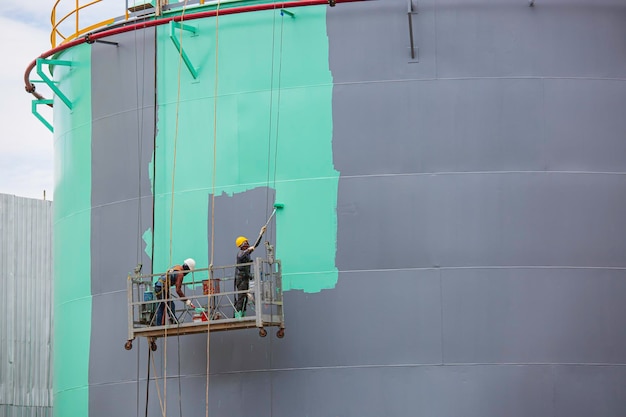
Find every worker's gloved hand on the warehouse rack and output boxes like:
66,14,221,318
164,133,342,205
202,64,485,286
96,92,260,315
185,299,193,307
261,225,267,234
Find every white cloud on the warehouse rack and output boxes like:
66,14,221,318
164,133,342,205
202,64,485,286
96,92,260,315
0,0,127,29
0,16,54,200
0,1,148,200
0,0,50,29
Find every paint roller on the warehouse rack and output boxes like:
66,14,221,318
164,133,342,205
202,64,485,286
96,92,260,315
262,202,284,229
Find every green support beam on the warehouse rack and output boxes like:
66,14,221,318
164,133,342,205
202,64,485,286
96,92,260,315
36,58,74,109
32,99,54,133
169,21,199,79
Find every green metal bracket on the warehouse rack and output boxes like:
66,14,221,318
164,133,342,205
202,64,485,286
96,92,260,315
32,99,54,133
280,9,295,17
169,21,199,79
36,58,73,110
29,79,58,85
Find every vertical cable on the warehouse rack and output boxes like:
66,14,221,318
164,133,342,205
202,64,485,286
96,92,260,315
136,339,141,417
166,1,191,413
134,23,149,416
145,344,152,417
177,333,183,417
135,20,147,267
265,3,279,221
269,14,286,415
270,12,285,248
207,3,221,415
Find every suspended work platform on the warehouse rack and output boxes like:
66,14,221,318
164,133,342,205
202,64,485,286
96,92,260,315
125,258,285,351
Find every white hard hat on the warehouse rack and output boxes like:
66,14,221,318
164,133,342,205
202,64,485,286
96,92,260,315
183,258,196,271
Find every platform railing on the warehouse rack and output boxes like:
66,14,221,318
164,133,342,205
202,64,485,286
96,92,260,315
125,258,284,350
51,0,109,47
50,0,160,47
49,0,244,48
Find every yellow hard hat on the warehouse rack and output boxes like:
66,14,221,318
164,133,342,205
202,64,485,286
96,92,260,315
236,236,248,248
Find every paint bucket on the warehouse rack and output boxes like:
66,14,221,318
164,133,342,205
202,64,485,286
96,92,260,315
202,279,219,295
141,291,155,324
193,308,208,322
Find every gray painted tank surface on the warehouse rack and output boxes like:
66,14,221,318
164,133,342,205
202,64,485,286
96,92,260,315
84,1,626,416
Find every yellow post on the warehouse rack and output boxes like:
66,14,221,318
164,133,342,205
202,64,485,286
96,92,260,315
75,0,79,37
51,7,56,47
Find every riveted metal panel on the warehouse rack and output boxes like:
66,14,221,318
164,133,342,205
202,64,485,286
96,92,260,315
0,194,53,416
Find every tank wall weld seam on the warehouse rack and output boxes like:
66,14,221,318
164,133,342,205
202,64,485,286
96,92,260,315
85,362,626,388
138,171,626,210
339,266,626,274
92,289,126,297
88,362,626,387
55,207,93,223
340,171,626,180
152,177,341,196
57,294,92,307
208,362,626,375
92,106,156,122
284,270,338,276
334,76,626,87
145,172,626,200
90,195,153,211
156,82,334,104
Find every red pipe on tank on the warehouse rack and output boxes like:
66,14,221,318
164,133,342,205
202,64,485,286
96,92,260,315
24,0,365,105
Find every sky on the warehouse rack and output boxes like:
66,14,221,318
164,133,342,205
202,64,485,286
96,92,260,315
0,0,128,201
0,2,55,200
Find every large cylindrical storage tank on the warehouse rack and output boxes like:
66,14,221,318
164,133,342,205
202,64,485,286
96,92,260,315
37,0,626,416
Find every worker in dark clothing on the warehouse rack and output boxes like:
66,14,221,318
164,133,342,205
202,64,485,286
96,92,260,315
234,226,266,318
154,258,196,325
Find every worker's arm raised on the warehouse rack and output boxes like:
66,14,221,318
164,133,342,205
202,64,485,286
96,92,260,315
251,225,267,249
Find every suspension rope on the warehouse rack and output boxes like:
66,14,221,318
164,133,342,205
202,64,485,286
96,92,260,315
132,24,148,417
264,2,279,222
150,346,165,414
133,21,148,417
165,1,191,415
145,343,152,417
274,14,285,197
269,13,286,416
135,19,148,267
207,2,222,415
168,2,190,271
269,11,286,248
250,12,285,414
177,332,183,417
136,339,141,417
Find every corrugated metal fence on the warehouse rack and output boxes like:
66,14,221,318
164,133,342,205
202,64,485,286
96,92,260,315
0,194,53,417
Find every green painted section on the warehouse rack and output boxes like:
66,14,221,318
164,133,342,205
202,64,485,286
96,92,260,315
154,6,337,292
51,44,92,417
143,227,154,259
